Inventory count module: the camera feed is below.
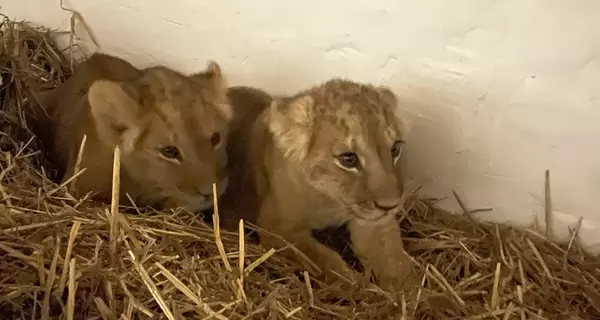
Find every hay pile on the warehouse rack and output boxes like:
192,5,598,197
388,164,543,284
0,15,599,320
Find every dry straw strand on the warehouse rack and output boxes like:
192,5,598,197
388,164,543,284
238,218,245,283
212,183,232,272
67,258,77,320
58,220,81,294
127,250,176,320
41,236,61,320
490,262,501,310
94,297,117,320
564,216,583,268
303,271,315,307
109,146,121,268
154,262,228,320
545,169,553,239
70,133,87,192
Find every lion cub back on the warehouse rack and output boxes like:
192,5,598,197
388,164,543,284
31,53,232,211
218,86,274,229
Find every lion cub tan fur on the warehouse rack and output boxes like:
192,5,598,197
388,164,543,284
220,80,416,292
30,53,231,211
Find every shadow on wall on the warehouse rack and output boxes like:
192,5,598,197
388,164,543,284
396,84,465,209
394,81,600,255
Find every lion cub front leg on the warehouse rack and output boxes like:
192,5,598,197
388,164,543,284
347,215,418,294
257,193,361,284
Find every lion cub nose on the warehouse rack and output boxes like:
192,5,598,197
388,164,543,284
374,198,401,211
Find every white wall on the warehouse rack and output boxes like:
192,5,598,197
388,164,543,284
4,0,600,253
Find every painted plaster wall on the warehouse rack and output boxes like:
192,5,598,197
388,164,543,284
3,0,600,252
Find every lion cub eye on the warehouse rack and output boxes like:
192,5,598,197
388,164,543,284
391,141,404,159
159,146,181,160
210,132,221,147
336,152,360,169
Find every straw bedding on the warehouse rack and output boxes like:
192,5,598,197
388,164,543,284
0,15,599,320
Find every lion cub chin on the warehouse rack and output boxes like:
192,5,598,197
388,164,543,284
221,80,418,294
29,53,231,211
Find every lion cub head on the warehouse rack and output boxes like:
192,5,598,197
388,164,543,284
86,61,231,211
267,79,408,223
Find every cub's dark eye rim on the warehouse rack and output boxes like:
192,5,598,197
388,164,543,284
210,132,221,147
391,140,404,158
159,146,181,160
336,152,360,169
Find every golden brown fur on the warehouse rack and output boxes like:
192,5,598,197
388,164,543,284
29,53,231,211
220,80,417,293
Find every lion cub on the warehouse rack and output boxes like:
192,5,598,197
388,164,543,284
30,53,231,211
221,80,417,292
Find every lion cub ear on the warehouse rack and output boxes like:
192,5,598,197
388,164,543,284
377,85,413,135
193,61,232,122
87,79,142,152
376,86,399,108
267,95,315,162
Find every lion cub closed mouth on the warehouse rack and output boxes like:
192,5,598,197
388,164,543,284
28,53,231,211
221,79,417,293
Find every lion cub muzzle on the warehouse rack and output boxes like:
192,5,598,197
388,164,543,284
373,198,401,211
174,172,229,211
161,142,231,211
367,197,402,221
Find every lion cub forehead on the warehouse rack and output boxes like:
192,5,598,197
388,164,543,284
139,67,202,104
310,79,403,142
138,66,228,130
